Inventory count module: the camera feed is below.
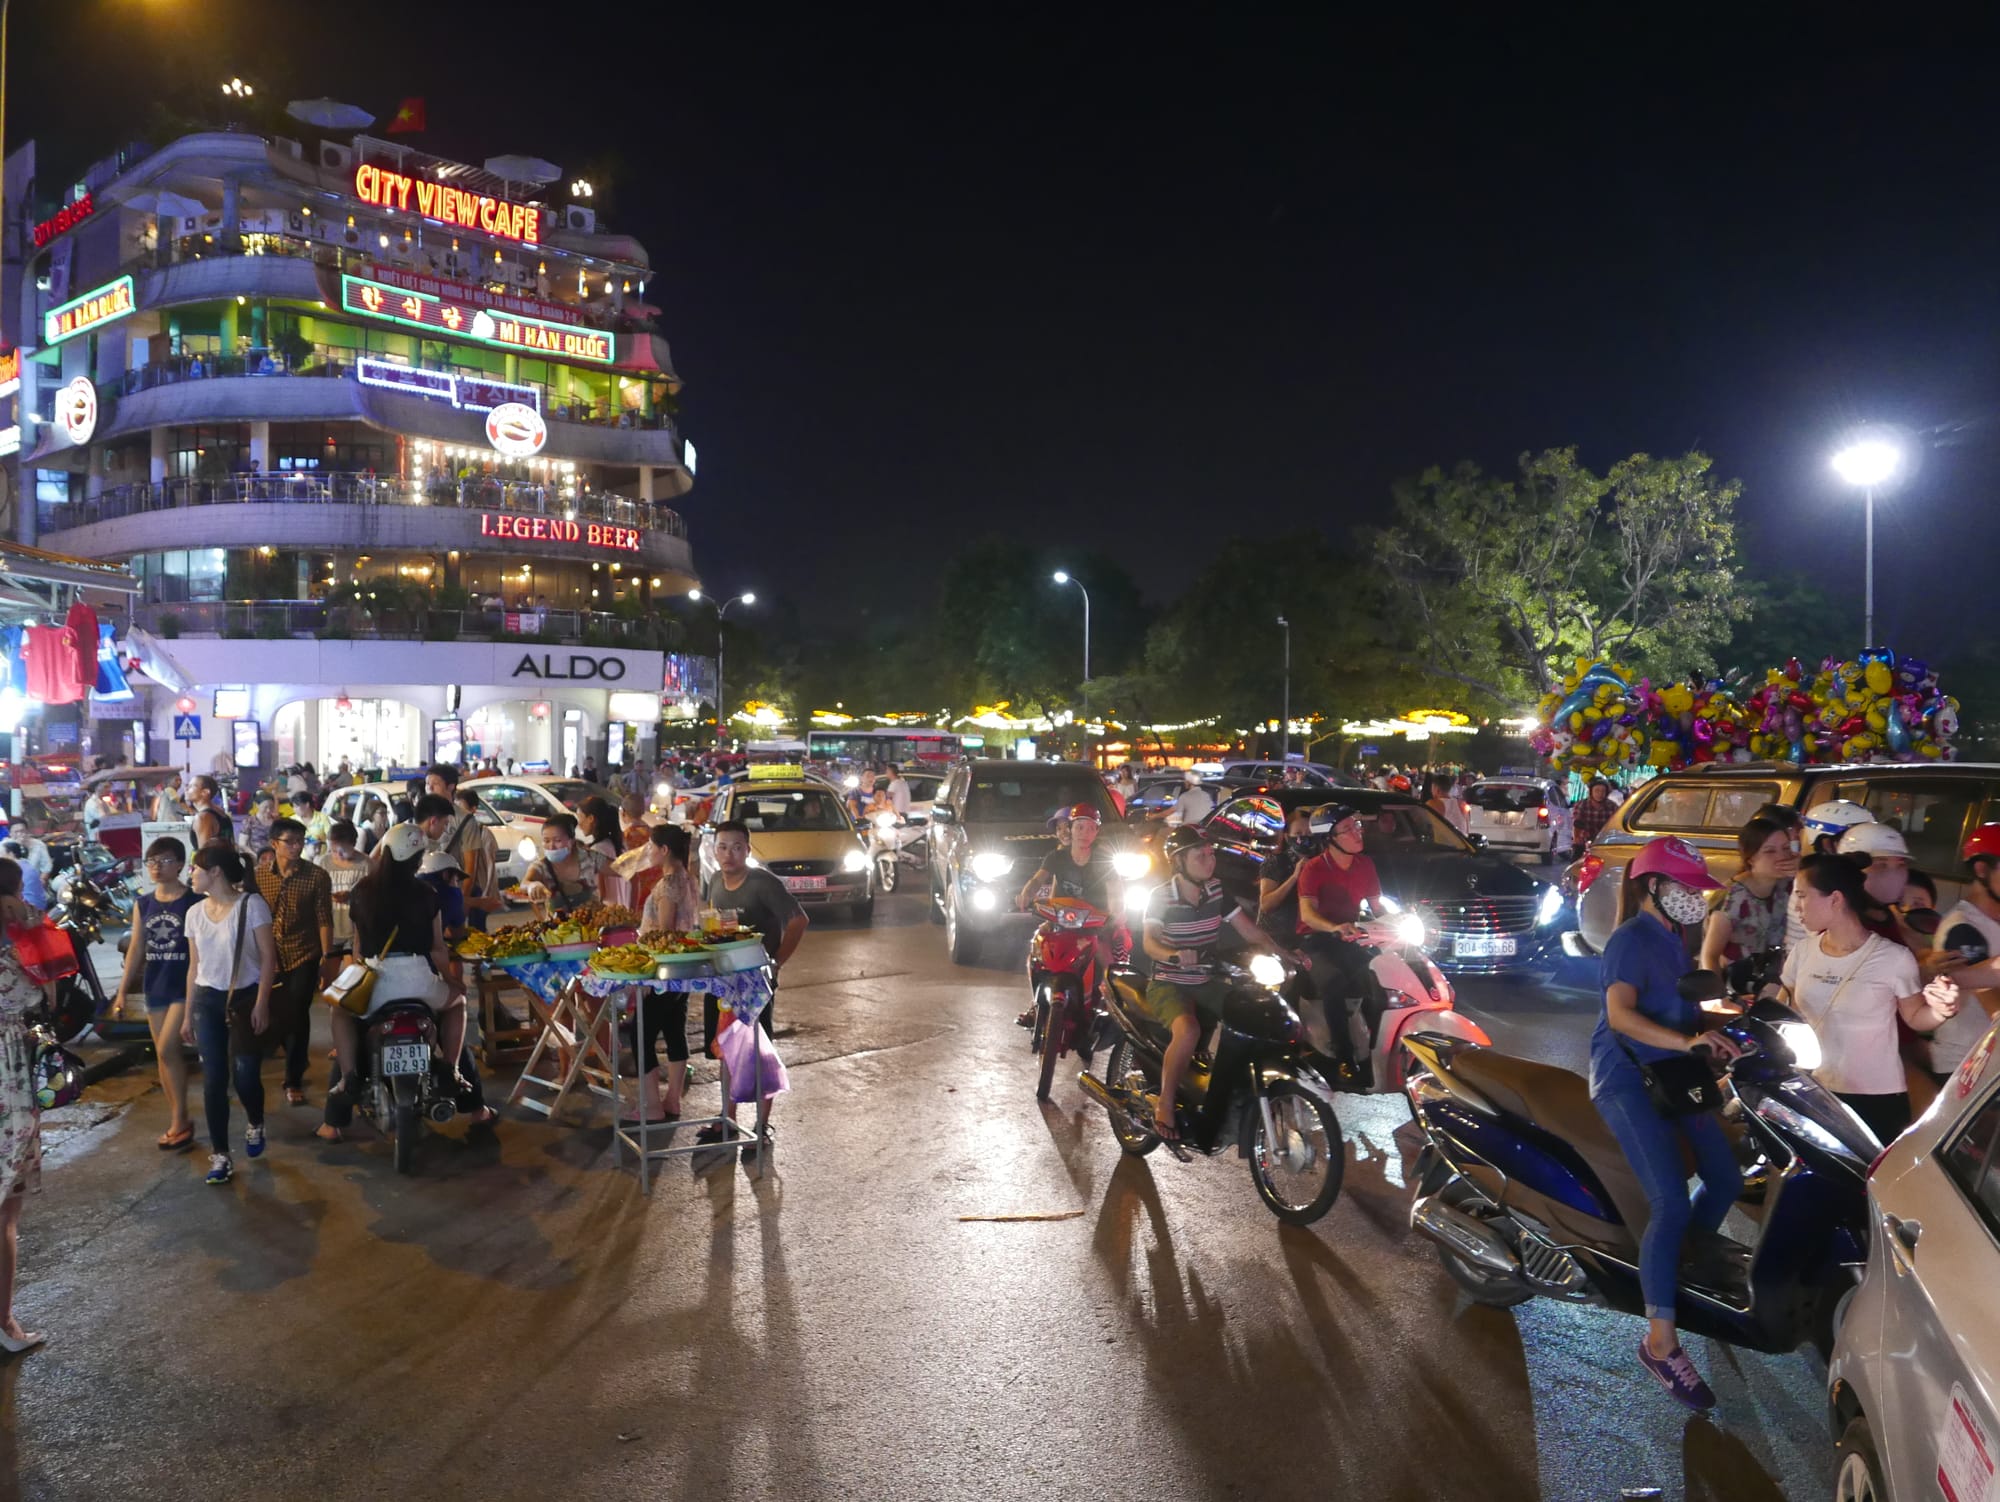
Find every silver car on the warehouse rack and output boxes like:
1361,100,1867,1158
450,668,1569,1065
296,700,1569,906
1827,1023,2000,1501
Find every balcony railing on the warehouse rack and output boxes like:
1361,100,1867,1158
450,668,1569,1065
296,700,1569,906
116,598,686,649
108,348,678,432
40,471,686,538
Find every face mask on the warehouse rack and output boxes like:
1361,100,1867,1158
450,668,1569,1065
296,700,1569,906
544,842,572,860
1653,878,1709,927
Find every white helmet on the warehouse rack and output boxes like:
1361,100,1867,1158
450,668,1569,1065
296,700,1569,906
1837,823,1909,862
1802,799,1873,844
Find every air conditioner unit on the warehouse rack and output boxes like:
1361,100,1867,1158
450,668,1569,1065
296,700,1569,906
564,205,595,235
272,137,304,162
286,210,307,236
319,142,352,172
341,226,363,248
506,264,536,288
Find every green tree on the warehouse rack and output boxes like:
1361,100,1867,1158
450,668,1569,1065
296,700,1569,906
1371,447,1750,703
1721,569,1856,679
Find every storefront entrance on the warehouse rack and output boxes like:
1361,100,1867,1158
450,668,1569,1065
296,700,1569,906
273,698,423,773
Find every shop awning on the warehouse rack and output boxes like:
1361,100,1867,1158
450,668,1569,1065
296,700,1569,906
0,539,138,597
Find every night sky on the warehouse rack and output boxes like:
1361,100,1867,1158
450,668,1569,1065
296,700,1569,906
12,5,2000,645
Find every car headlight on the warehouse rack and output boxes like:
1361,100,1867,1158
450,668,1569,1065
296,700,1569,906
1248,952,1287,989
1112,850,1150,880
1391,912,1427,949
1537,884,1563,927
873,812,897,832
746,854,761,869
516,836,538,863
1776,1020,1822,1071
842,848,869,873
844,774,859,790
970,851,1011,882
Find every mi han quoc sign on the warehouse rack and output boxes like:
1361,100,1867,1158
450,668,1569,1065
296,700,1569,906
479,512,640,552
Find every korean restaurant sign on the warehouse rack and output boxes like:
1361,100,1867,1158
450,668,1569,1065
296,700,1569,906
340,273,615,365
478,513,641,552
33,193,94,249
359,262,579,328
353,164,542,244
44,275,134,346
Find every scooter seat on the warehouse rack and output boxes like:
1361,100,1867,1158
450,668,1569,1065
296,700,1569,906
1448,1049,1654,1240
1107,970,1171,1048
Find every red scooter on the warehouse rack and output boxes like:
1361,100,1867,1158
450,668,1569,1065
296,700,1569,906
1026,896,1117,1100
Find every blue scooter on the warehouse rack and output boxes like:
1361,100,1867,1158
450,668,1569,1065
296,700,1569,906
1401,969,1878,1356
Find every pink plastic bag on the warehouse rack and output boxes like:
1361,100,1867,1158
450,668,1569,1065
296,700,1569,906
716,1017,789,1105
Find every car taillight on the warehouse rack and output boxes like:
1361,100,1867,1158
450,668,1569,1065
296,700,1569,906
1537,806,1549,824
1575,853,1606,892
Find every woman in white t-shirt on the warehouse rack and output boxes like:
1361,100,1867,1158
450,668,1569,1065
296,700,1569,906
1781,854,1961,1145
179,845,278,1187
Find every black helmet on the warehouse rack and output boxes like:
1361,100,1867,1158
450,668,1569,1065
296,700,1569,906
1161,827,1213,869
1307,804,1360,843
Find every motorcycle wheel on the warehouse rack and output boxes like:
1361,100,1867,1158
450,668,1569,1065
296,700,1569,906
392,1076,418,1175
1102,1039,1160,1157
1247,1079,1346,1226
1436,1245,1534,1308
1036,986,1070,1100
876,855,898,894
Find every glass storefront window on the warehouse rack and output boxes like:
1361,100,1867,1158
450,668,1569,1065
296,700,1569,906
167,424,250,479
273,697,422,773
270,423,392,473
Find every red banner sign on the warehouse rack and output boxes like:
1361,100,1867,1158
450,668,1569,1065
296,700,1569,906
479,513,640,552
33,194,94,249
354,164,539,244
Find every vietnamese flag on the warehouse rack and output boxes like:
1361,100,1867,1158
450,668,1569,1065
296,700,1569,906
385,97,426,135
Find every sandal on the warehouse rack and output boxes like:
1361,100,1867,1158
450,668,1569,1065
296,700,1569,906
284,1087,306,1106
157,1126,194,1151
313,1124,347,1144
466,1106,500,1128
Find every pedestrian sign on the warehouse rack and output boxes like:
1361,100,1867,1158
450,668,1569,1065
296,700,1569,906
173,713,201,742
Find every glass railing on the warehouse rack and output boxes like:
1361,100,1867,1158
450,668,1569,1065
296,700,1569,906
116,598,687,649
40,471,687,538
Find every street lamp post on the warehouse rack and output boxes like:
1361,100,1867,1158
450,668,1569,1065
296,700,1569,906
1276,615,1290,761
688,588,755,749
1052,570,1091,722
1830,436,1903,648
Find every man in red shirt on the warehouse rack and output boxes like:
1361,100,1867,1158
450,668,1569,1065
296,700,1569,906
1297,804,1387,1083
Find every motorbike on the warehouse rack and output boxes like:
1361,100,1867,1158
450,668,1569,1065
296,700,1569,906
865,810,928,894
1402,969,1878,1355
345,999,461,1175
1079,954,1347,1225
1289,906,1491,1093
1026,895,1115,1100
44,868,129,1043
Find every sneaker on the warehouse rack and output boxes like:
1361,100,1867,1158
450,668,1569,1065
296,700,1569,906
205,1153,234,1186
244,1124,266,1159
1637,1337,1716,1411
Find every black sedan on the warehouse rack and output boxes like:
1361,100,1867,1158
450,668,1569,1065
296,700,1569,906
1199,788,1565,975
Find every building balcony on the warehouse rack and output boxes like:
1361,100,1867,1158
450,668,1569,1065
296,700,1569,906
111,598,686,651
38,472,695,579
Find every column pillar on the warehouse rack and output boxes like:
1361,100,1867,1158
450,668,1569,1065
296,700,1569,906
249,421,270,473
150,426,168,484
638,464,655,502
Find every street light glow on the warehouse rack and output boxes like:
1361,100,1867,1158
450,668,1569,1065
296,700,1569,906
687,588,702,601
1052,570,1069,585
1831,438,1901,489
740,591,756,606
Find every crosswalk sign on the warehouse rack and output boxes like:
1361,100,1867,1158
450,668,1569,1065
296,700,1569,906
173,713,201,741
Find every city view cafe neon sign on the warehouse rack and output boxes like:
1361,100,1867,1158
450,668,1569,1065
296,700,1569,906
340,274,614,364
352,164,540,244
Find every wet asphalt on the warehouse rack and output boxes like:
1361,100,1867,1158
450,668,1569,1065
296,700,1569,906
1,892,1829,1502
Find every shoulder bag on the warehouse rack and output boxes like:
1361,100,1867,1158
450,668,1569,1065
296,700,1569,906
319,925,399,1015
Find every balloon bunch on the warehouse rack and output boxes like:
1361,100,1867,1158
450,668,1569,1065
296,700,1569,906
1529,649,1960,774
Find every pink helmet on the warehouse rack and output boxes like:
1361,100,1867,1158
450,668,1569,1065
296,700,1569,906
1627,835,1722,891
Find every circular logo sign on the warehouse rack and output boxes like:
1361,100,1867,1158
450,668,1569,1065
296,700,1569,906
485,401,546,458
57,376,97,446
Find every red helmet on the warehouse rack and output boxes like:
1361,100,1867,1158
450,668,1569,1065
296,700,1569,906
1627,835,1722,891
1064,803,1101,824
1388,774,1413,793
1964,823,2000,865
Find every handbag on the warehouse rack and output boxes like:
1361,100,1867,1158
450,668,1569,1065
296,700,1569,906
1618,1037,1725,1119
29,1025,83,1111
319,926,399,1015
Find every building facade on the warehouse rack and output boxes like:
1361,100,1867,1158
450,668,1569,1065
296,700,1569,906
9,128,699,775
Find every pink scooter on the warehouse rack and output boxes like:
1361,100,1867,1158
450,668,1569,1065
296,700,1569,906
1293,906,1491,1092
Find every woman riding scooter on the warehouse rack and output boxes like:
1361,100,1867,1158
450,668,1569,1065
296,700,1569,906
1591,835,1744,1412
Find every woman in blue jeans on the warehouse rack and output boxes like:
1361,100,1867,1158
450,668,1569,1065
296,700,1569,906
179,845,278,1186
1590,836,1744,1412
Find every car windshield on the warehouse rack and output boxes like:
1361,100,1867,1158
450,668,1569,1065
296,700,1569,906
1359,804,1475,854
734,790,851,832
540,780,610,812
965,774,1113,825
1466,782,1546,812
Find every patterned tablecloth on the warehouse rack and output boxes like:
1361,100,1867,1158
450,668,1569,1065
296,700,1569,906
499,956,773,1022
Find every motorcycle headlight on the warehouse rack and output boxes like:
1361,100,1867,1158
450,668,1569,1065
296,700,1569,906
516,837,538,864
1112,850,1150,880
1248,952,1287,989
1376,893,1403,913
1776,1020,1822,1071
970,851,1011,882
873,812,897,832
1392,912,1428,949
1537,884,1564,927
844,774,859,790
654,781,672,800
842,848,869,873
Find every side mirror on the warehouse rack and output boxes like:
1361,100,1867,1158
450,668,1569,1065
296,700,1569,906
1677,969,1726,1003
1465,832,1486,848
930,807,955,826
1941,923,1989,965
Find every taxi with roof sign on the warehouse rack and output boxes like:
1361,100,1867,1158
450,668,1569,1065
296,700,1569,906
690,765,874,921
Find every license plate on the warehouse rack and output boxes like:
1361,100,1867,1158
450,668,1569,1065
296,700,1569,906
783,875,827,892
382,1042,429,1076
1454,934,1517,958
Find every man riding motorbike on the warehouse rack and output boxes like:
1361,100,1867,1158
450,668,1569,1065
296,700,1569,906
1141,827,1292,1141
1015,803,1124,1027
1294,804,1389,1083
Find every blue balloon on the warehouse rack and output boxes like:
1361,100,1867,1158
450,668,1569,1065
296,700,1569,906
1886,698,1911,753
1551,663,1629,726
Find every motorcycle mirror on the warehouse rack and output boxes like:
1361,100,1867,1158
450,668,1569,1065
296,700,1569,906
1677,969,1726,1003
1942,923,1990,965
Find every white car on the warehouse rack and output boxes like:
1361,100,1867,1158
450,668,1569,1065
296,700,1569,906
1462,777,1574,864
458,775,616,881
1828,1024,2000,1502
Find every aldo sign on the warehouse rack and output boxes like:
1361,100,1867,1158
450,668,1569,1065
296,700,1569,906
510,653,630,682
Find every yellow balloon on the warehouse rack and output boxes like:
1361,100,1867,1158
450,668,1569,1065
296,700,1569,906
1865,661,1893,695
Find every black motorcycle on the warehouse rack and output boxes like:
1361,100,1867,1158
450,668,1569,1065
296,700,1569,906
44,868,130,1043
342,1001,463,1175
1078,958,1346,1225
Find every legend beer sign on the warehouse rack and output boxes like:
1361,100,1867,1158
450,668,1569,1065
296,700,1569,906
340,274,614,364
479,513,641,552
44,275,135,345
